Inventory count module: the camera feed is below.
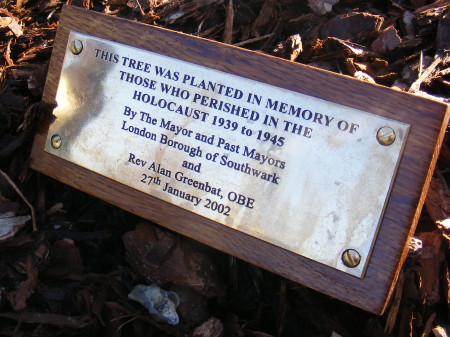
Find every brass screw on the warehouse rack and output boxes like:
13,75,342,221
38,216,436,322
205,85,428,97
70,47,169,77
51,134,62,149
70,40,83,55
377,127,396,146
342,249,361,268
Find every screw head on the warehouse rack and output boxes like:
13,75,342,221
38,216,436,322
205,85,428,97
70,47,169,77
51,134,62,149
70,40,83,55
342,249,361,268
377,127,396,146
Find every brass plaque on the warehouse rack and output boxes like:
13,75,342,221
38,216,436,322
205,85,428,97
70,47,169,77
45,31,409,277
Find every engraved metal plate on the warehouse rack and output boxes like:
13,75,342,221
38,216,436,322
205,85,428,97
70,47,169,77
45,31,409,277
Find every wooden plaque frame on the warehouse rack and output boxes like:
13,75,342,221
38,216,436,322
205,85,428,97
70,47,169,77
30,5,450,314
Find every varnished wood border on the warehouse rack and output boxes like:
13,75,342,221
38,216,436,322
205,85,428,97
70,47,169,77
30,5,450,314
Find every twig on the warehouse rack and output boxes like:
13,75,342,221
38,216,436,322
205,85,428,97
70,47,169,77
384,271,404,334
420,312,437,337
409,56,443,93
440,68,450,76
419,51,423,78
0,169,37,231
115,315,139,332
5,39,14,67
12,313,23,337
135,0,145,17
233,33,275,47
223,0,234,44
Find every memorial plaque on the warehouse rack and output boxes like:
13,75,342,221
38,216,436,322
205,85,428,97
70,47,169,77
46,30,410,277
31,5,450,314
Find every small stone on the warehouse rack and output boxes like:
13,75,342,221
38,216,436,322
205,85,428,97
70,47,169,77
308,0,339,15
128,284,180,325
272,34,303,61
409,237,423,254
354,71,376,83
371,26,402,53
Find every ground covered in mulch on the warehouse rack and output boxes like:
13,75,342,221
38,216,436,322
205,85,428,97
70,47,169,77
0,0,450,336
